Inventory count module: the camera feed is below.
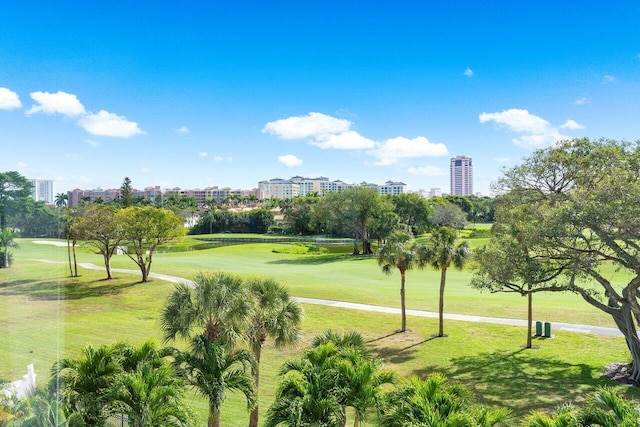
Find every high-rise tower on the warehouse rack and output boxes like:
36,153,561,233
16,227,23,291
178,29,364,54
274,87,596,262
449,156,473,196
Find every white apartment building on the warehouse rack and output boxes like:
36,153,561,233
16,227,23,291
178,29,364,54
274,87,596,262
259,176,406,199
29,179,54,204
450,156,473,196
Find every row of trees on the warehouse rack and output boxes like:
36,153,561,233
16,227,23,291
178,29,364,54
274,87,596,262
63,205,184,282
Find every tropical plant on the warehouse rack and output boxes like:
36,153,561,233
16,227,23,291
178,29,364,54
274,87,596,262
160,271,252,345
175,335,256,427
522,404,581,427
377,228,420,332
0,228,19,268
54,193,68,208
378,374,511,427
266,342,345,427
246,277,304,427
420,226,471,337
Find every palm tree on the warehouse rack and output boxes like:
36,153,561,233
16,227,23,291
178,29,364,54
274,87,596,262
54,193,68,208
522,404,581,427
578,387,640,426
9,388,68,427
377,228,420,332
265,342,345,427
378,374,510,427
420,226,471,337
109,363,192,427
160,271,252,345
0,227,19,268
50,344,122,426
336,348,395,427
175,335,256,427
246,277,304,427
311,329,367,352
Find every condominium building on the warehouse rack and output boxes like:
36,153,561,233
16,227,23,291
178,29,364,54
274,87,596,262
258,176,406,199
29,179,54,204
450,155,473,196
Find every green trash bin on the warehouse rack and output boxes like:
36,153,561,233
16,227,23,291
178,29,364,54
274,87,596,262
535,321,542,336
544,322,551,337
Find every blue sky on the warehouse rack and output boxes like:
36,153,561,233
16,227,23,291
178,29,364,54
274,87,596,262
1,1,639,195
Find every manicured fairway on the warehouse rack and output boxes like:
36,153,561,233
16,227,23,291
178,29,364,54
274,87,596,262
1,238,637,425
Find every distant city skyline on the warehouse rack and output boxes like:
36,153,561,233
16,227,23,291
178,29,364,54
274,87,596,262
2,2,639,195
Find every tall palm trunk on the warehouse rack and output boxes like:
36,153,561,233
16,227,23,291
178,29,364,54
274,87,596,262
209,410,220,427
67,235,73,276
400,270,406,332
249,345,262,427
438,268,447,337
72,240,78,277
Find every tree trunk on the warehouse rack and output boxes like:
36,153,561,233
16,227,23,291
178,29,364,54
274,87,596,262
3,247,8,268
526,291,533,349
209,411,220,427
249,345,262,427
438,268,447,337
72,241,78,277
352,233,360,255
400,270,406,332
354,413,360,427
67,236,73,277
610,297,640,382
103,253,113,279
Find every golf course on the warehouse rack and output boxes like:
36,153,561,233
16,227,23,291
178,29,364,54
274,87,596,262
1,233,636,425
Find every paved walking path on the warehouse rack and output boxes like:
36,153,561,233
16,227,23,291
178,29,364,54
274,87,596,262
54,261,623,338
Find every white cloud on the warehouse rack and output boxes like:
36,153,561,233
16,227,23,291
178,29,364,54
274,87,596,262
493,157,510,163
27,91,85,116
479,109,553,134
65,153,81,161
79,176,92,183
367,136,449,166
79,110,145,138
463,67,474,77
140,167,150,173
310,131,376,150
278,154,303,167
479,108,572,149
0,87,22,110
17,161,28,168
407,165,447,176
603,75,615,83
85,139,101,148
198,152,208,157
560,119,585,130
213,156,233,162
262,112,352,139
574,97,589,105
173,126,189,134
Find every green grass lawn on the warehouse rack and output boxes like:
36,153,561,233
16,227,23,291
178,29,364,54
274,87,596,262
1,237,637,425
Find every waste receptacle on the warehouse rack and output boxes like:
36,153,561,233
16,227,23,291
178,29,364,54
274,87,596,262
544,322,551,337
535,321,542,336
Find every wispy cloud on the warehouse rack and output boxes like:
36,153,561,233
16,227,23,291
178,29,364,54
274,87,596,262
603,75,615,84
213,156,233,162
173,126,189,134
574,97,589,105
479,108,577,149
65,153,81,161
560,119,585,130
85,139,101,148
278,154,303,167
0,87,22,110
79,110,145,138
463,67,474,77
17,161,28,168
407,165,447,176
27,91,85,116
140,167,150,173
310,131,376,150
198,152,208,157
